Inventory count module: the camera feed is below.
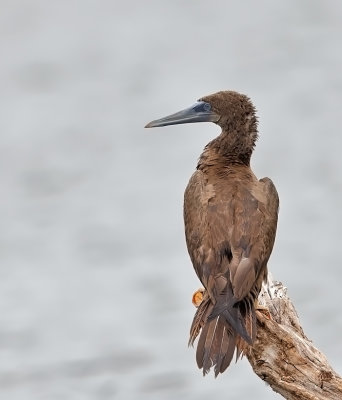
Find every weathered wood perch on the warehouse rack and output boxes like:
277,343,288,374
248,279,342,399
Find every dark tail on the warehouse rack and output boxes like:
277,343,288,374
189,294,256,376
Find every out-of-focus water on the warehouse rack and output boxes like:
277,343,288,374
1,1,342,399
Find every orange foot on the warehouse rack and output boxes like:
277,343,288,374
192,288,205,308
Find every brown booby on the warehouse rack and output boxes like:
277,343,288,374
145,91,279,376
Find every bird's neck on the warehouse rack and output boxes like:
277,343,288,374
198,127,258,171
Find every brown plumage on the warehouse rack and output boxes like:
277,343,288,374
145,90,279,376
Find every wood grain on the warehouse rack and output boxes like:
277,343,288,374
246,279,342,399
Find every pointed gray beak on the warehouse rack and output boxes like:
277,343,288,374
145,101,219,128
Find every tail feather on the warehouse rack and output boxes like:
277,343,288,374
215,324,236,376
208,292,252,344
236,298,257,361
190,292,257,376
189,293,212,347
249,300,257,342
196,319,208,369
219,308,252,344
197,316,218,373
196,315,236,376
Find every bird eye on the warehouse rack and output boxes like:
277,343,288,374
193,102,211,113
203,103,211,112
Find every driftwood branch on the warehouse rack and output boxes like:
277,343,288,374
247,279,342,399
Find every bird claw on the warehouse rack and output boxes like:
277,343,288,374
192,288,205,308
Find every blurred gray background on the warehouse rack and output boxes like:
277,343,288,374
1,0,342,399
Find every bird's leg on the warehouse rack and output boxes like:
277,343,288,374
192,288,205,307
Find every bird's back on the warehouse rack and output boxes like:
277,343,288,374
185,161,278,376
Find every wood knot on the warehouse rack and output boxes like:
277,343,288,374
256,359,266,367
281,374,296,383
319,370,333,389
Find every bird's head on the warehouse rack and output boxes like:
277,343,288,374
145,90,257,133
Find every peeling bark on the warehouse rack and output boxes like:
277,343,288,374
246,279,342,399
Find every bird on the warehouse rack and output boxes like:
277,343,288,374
145,90,279,376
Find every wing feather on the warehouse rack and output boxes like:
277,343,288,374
185,168,279,375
